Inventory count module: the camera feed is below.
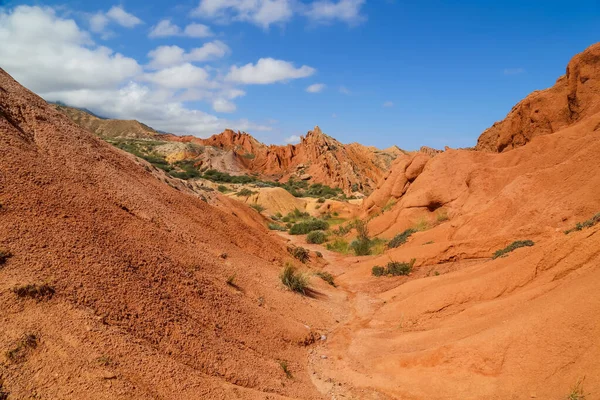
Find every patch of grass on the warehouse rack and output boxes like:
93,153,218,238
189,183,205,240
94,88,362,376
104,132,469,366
388,228,417,249
6,333,38,363
288,246,310,263
217,185,229,193
0,249,12,265
350,219,372,256
492,240,535,259
249,203,265,213
326,238,350,254
317,197,326,203
565,378,587,400
279,361,293,378
387,259,415,276
226,274,236,286
289,219,329,235
315,251,323,258
315,271,335,287
202,169,256,184
280,263,309,295
372,259,416,277
268,223,287,231
369,238,388,255
307,230,326,244
415,217,430,231
382,199,397,213
236,188,256,197
96,355,113,366
565,212,600,234
12,284,55,300
242,153,256,159
436,209,449,223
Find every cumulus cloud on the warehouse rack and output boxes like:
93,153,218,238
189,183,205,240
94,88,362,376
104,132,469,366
106,6,143,28
144,63,211,88
147,41,230,68
184,23,214,37
306,83,325,93
0,6,141,93
192,0,293,29
44,82,271,135
304,0,366,24
0,5,271,137
212,98,237,113
383,101,393,107
284,135,301,144
227,58,315,84
149,19,214,38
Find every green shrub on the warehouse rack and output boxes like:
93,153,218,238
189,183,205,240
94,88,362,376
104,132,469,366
565,212,600,234
436,209,449,222
217,185,229,193
202,169,256,184
386,259,415,276
279,360,293,378
0,249,12,265
243,153,256,159
372,259,415,277
315,271,335,287
280,263,309,294
315,251,323,258
307,230,326,244
249,203,265,213
289,219,328,235
326,238,350,254
5,333,38,363
317,197,326,203
12,284,55,300
492,240,534,259
388,228,417,249
288,246,310,263
350,238,371,256
268,223,287,231
236,188,256,197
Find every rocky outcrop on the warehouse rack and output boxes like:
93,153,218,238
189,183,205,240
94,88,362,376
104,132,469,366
476,43,600,152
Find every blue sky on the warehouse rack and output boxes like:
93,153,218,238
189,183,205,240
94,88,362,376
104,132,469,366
1,0,599,149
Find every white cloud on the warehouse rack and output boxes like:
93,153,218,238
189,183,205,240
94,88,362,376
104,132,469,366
45,82,271,136
184,23,213,38
304,0,366,24
0,5,271,138
0,6,141,93
89,12,109,33
187,40,230,62
106,6,143,28
149,20,214,38
192,0,293,29
284,135,301,144
149,19,181,37
306,83,325,93
383,101,393,107
227,58,315,84
144,63,211,89
147,41,230,68
212,98,237,113
192,0,365,27
339,85,351,95
504,68,525,75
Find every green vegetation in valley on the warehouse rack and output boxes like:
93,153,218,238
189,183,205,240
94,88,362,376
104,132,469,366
372,259,416,277
564,212,600,234
492,240,535,259
280,263,309,294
